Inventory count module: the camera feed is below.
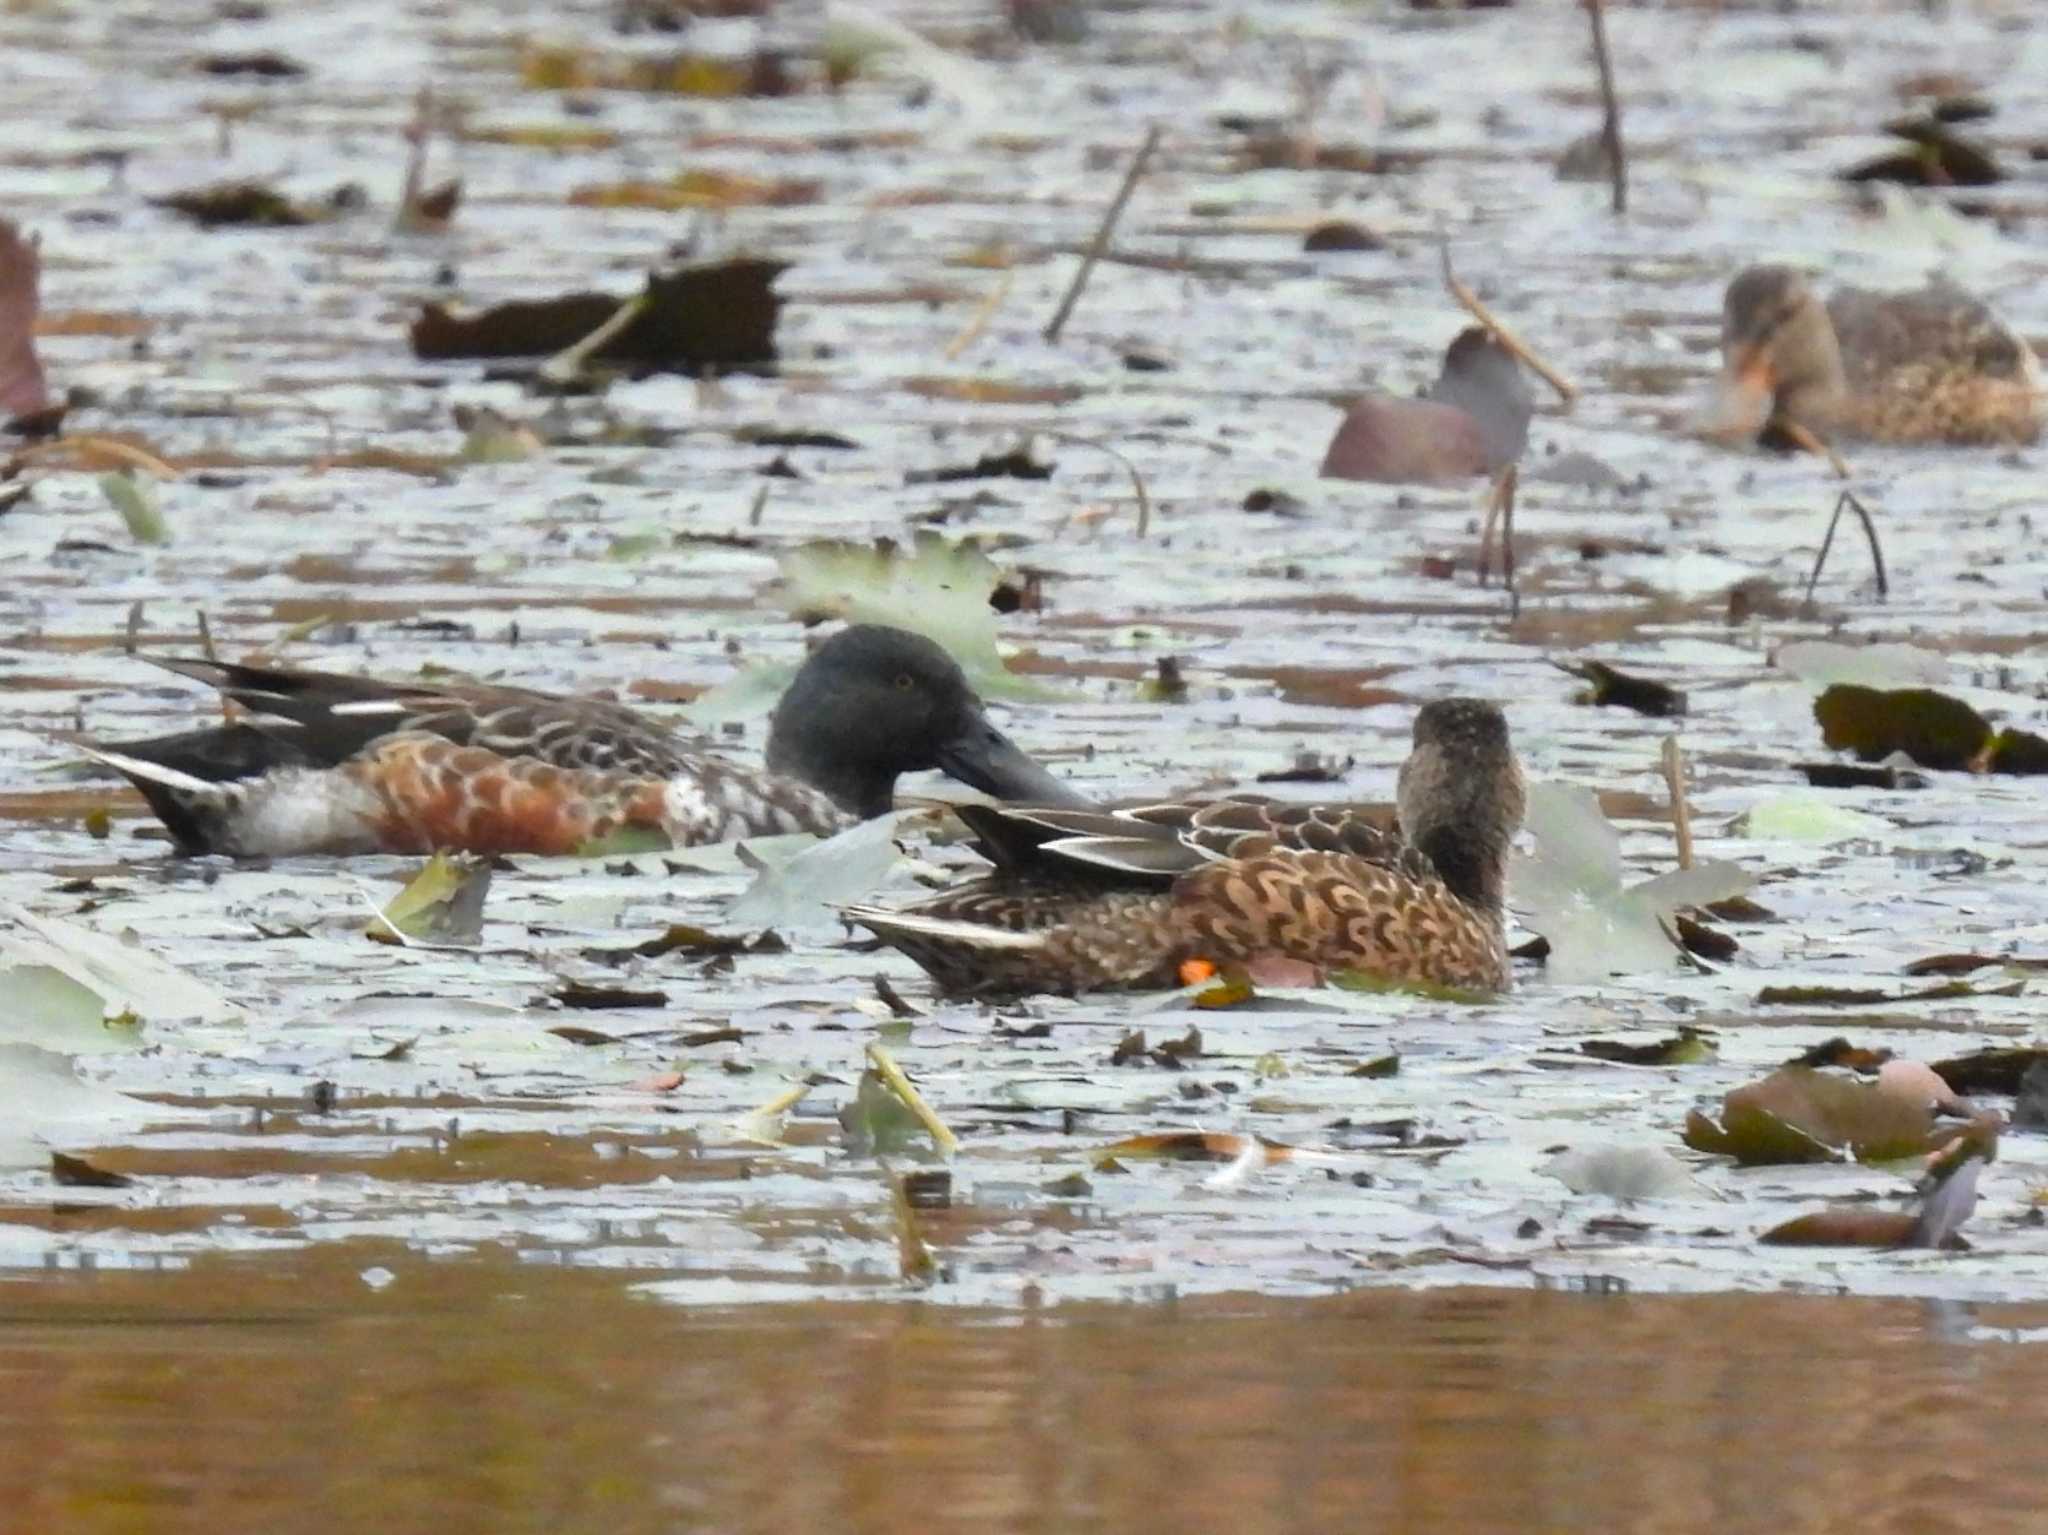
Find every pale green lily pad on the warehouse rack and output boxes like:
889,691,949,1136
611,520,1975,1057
0,905,239,1025
767,532,1066,702
727,811,910,931
1737,795,1890,843
1509,784,1753,984
0,1043,204,1170
0,965,145,1054
99,470,168,545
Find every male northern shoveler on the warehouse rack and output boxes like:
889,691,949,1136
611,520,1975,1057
1704,264,2042,448
83,625,1083,858
845,697,1524,998
1319,328,1534,484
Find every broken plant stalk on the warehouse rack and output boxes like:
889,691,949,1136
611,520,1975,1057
865,1042,958,1160
1662,735,1694,871
1044,123,1163,344
539,292,651,386
1046,431,1153,537
1804,489,1889,606
1585,0,1627,215
944,268,1013,361
1438,240,1577,405
5,435,178,480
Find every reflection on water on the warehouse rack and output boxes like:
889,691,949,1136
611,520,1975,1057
1,1247,2041,1534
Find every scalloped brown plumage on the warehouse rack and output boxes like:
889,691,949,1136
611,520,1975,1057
846,699,1524,998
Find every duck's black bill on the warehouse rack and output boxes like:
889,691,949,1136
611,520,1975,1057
937,716,1093,808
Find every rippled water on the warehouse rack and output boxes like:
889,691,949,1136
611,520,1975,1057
3,0,2048,1407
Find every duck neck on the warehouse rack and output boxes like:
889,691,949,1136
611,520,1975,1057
765,727,893,820
1412,824,1506,916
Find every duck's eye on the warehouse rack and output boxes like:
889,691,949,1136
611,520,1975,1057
894,673,916,691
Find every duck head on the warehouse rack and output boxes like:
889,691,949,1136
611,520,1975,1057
1706,265,1848,442
1396,698,1525,913
766,625,1085,818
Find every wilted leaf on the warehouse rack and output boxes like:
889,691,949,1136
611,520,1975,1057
1092,1131,1293,1168
522,43,794,97
152,181,322,227
1814,685,1992,771
553,982,667,1010
569,170,821,210
1554,658,1687,718
50,1150,133,1188
1931,1046,2048,1097
903,446,1054,485
1756,980,2018,1006
411,258,786,376
1760,1209,1924,1247
362,852,490,947
0,220,50,420
1682,1067,1943,1166
548,1025,622,1046
1842,115,2002,186
582,924,753,963
901,376,1082,407
461,123,623,151
1581,1028,1717,1066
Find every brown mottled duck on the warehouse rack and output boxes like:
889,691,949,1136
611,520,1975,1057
1704,264,2041,449
845,698,1524,998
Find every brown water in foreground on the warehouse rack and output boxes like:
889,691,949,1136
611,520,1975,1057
1,1248,2040,1535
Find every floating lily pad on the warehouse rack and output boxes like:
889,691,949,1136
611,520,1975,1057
767,532,1063,701
1682,1067,1943,1166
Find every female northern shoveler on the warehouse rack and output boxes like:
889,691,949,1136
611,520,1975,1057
1704,264,2042,448
1319,328,1533,484
845,698,1524,998
83,625,1082,858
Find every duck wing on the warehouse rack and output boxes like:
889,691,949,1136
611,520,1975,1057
147,657,702,776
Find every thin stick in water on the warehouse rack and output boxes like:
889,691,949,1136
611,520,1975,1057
1661,735,1694,871
1044,124,1163,344
1585,0,1627,215
1439,239,1578,404
1496,463,1520,620
944,268,1013,361
1803,489,1889,606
